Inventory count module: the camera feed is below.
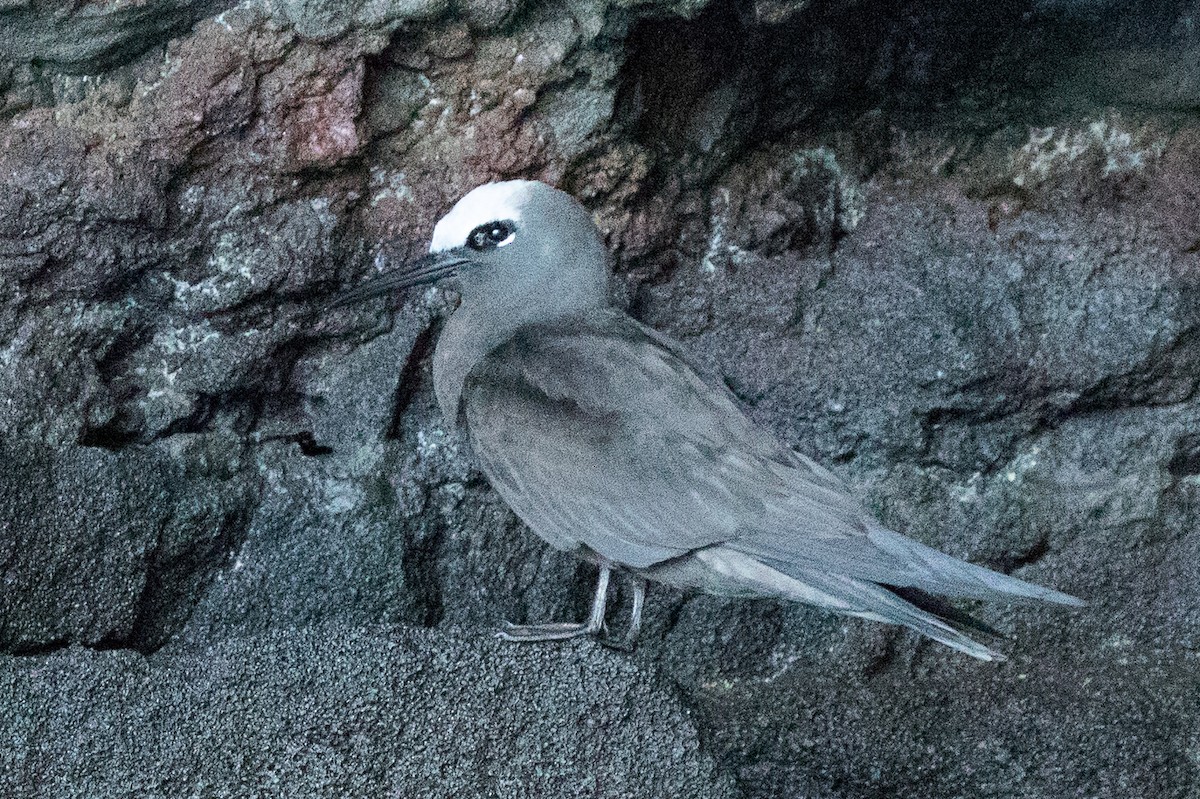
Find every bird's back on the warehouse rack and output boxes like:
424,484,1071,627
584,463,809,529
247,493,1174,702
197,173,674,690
460,307,883,571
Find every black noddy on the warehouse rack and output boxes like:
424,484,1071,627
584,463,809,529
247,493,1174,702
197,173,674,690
336,180,1084,660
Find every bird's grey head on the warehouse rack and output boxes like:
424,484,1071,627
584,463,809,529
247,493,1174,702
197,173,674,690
333,180,610,317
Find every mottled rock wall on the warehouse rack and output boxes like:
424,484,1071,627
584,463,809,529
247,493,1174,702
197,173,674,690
1,0,1198,797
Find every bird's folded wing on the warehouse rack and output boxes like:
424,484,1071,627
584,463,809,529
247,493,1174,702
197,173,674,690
460,309,882,570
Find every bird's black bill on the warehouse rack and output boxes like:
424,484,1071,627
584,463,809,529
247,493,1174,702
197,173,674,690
328,251,471,309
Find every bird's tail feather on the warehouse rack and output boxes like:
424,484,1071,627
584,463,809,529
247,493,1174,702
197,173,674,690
866,528,1086,606
695,548,1004,660
884,584,1003,639
784,566,1006,661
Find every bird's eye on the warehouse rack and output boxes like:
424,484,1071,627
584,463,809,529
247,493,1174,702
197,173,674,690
466,220,516,251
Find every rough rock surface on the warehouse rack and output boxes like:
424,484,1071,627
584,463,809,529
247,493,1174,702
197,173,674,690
2,0,1199,797
1,627,736,798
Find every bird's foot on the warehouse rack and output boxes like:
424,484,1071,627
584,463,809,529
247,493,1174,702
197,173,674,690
495,620,603,642
495,565,613,643
493,570,647,650
599,576,646,652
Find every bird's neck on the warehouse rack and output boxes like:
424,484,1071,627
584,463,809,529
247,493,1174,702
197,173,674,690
432,289,602,426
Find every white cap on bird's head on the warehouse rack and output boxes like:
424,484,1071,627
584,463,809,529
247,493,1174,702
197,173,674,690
333,179,608,313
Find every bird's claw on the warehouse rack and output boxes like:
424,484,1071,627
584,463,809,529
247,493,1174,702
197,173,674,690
494,619,600,642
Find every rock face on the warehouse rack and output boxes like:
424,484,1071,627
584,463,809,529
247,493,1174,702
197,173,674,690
1,0,1198,797
0,628,736,799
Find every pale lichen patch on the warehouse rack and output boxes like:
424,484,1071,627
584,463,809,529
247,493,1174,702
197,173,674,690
1011,117,1167,188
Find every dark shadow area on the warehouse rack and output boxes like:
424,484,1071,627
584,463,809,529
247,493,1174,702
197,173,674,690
618,0,1200,159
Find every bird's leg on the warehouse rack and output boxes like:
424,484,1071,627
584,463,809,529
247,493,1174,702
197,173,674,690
496,565,611,642
627,576,646,643
600,575,646,652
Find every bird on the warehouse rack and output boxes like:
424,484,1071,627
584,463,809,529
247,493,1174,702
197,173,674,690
334,179,1084,660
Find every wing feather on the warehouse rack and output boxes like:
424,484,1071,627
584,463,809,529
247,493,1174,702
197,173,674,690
462,309,871,569
462,308,1082,605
